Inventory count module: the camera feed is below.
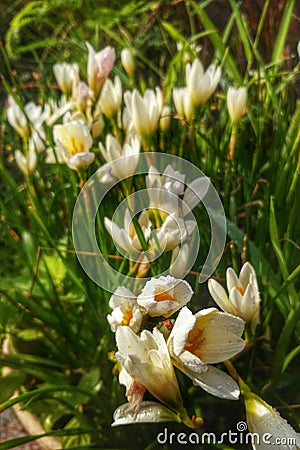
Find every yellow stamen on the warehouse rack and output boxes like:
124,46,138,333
121,309,133,326
236,285,245,296
129,223,135,240
155,292,174,302
185,327,205,355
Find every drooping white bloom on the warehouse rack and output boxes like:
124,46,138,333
121,48,135,78
86,42,116,96
186,59,221,107
6,97,46,140
99,134,140,180
154,214,197,252
50,121,94,171
72,80,94,112
115,326,185,414
146,165,185,217
227,86,247,123
297,40,300,60
99,76,122,119
53,62,79,95
168,306,245,399
124,88,163,142
169,243,190,278
244,391,300,450
104,208,151,258
173,87,193,122
208,262,261,333
112,401,180,426
14,148,37,175
107,286,143,333
137,275,193,318
146,165,209,218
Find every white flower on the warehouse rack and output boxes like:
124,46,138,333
72,80,94,111
297,40,300,60
154,214,197,252
53,63,79,95
168,306,245,399
137,275,193,318
112,401,180,427
169,243,190,278
186,59,221,107
99,134,140,180
146,165,209,218
104,208,151,258
208,262,261,333
66,152,94,171
115,326,185,414
99,76,122,119
227,86,247,123
86,42,116,96
14,148,37,175
51,121,94,171
160,104,171,131
173,87,193,122
124,88,163,142
244,391,300,450
107,286,143,333
121,48,135,78
6,97,46,140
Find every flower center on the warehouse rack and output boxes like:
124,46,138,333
184,327,205,355
236,285,245,296
155,292,174,302
121,309,133,326
70,137,84,155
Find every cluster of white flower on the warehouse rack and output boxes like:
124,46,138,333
107,261,264,428
109,263,300,450
108,273,245,427
6,43,248,177
103,163,208,278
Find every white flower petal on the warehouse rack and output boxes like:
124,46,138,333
168,306,196,356
182,177,210,213
112,401,180,426
67,152,94,171
198,327,245,363
208,279,234,314
181,364,240,400
226,267,240,293
245,393,300,450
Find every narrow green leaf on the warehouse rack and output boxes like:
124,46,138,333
271,0,295,67
282,345,300,373
0,372,25,404
229,0,252,63
190,1,242,84
271,307,299,386
161,21,189,45
269,197,298,306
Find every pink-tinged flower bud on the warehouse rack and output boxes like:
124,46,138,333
86,42,116,96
